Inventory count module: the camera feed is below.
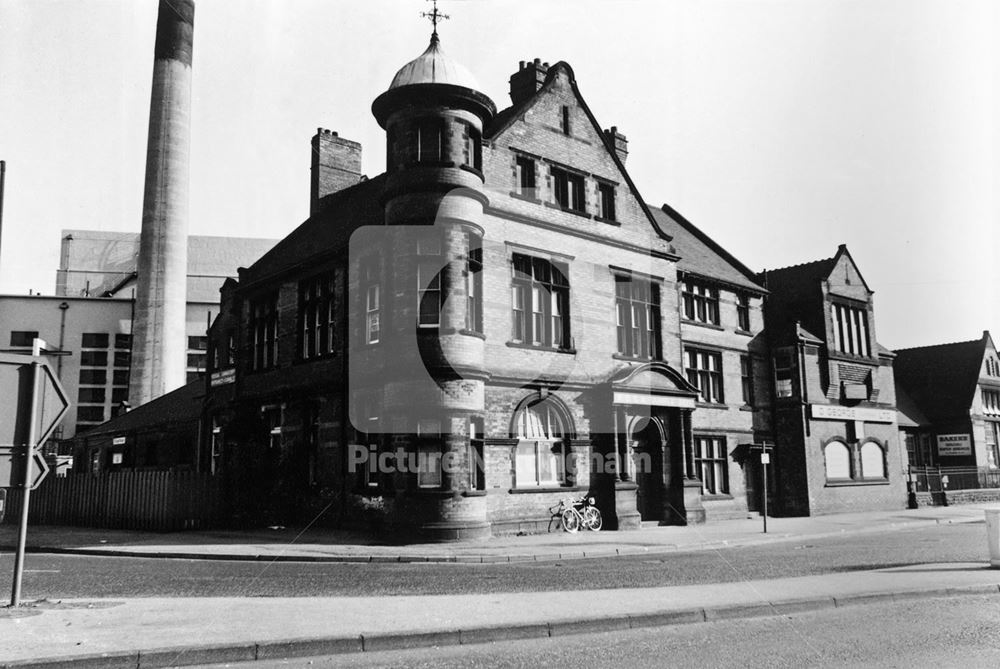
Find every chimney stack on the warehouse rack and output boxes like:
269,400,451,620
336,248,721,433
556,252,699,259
604,126,628,164
310,129,362,215
509,58,549,105
129,0,195,406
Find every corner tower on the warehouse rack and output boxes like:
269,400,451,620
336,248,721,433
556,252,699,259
369,29,496,540
129,0,195,406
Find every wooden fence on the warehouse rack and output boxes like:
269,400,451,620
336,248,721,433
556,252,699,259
2,471,227,531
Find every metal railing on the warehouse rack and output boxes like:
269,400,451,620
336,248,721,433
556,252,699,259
909,466,1000,493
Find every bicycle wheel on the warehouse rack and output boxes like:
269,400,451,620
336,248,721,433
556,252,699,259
561,508,580,533
582,507,602,531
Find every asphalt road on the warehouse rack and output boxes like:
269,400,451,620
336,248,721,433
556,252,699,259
206,594,1000,668
0,522,988,599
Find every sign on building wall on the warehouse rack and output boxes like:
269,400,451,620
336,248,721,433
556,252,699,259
937,433,972,456
810,404,895,423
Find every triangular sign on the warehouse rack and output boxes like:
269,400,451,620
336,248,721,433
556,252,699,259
34,361,70,447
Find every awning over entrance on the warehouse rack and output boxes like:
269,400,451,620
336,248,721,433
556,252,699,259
610,362,699,409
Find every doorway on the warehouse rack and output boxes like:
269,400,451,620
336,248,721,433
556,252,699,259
632,417,664,522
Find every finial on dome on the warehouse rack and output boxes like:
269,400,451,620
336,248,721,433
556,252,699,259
421,0,449,42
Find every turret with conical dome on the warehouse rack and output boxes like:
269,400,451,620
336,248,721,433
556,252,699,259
367,30,495,540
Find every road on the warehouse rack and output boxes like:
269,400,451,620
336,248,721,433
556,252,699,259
0,522,987,599
195,595,1000,668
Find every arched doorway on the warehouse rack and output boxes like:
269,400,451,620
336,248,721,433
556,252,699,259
631,416,665,521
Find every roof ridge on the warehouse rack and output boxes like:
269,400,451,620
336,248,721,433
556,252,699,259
894,338,982,352
763,256,836,275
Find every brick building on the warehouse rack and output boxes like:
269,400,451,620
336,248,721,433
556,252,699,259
758,246,906,516
200,37,769,538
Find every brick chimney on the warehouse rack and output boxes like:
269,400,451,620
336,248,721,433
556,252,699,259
509,58,549,105
310,128,362,215
604,126,628,164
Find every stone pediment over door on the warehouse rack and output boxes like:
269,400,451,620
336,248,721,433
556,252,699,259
610,362,699,408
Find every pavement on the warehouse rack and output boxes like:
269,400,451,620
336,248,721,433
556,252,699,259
0,504,998,668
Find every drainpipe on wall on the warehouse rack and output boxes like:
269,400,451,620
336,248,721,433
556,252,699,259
57,301,69,379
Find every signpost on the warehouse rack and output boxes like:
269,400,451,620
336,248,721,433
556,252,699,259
0,341,70,607
749,442,774,533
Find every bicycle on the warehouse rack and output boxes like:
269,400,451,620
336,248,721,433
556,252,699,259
558,495,603,533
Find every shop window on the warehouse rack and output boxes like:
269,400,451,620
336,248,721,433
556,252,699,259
859,441,887,480
685,348,723,404
682,280,720,325
830,302,871,357
824,441,852,481
510,253,571,349
614,275,661,359
9,331,38,347
513,397,570,487
694,436,729,495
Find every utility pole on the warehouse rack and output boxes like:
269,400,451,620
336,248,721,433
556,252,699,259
10,339,42,607
1,160,6,280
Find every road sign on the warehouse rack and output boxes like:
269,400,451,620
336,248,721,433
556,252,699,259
28,451,49,490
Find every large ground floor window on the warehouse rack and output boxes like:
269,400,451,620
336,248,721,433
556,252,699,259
694,435,728,495
513,397,571,487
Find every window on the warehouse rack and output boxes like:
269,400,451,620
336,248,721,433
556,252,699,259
694,436,728,495
514,398,569,487
682,280,720,325
510,253,570,349
80,351,108,367
416,118,443,163
466,233,483,333
298,274,334,359
824,441,852,481
113,351,130,368
114,333,131,349
515,156,535,196
468,416,485,491
614,276,661,359
186,353,205,369
830,303,871,356
417,264,443,328
9,331,38,347
560,105,571,135
362,261,380,345
685,348,724,404
986,422,1000,470
82,333,109,348
250,295,278,370
774,349,796,399
551,166,586,214
737,294,751,332
859,442,886,480
113,369,129,385
416,419,442,488
740,355,755,406
79,369,107,385
461,122,482,171
111,387,128,404
597,182,616,221
983,390,1000,417
76,406,106,423
187,336,208,351
78,387,105,404
987,358,999,377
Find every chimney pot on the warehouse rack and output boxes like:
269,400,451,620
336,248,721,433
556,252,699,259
509,58,550,105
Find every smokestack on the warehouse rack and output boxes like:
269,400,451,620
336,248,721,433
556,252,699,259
129,0,195,406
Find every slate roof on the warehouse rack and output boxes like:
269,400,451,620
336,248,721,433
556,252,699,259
759,256,837,298
77,380,204,438
648,205,763,293
895,382,930,428
893,337,986,422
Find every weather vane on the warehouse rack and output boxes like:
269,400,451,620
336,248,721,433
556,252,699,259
421,0,450,38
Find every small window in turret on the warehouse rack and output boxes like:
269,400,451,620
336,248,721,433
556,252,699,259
461,122,482,171
415,119,443,163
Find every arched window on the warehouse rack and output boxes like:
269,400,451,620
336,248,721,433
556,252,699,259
513,397,571,487
859,441,886,480
824,441,852,481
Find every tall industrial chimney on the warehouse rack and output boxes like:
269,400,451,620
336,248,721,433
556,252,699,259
129,0,195,406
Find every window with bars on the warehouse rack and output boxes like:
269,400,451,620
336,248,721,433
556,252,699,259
737,293,751,331
550,166,586,214
614,276,661,359
685,348,724,404
682,280,720,325
740,355,755,406
694,436,728,495
298,273,335,360
510,254,570,349
249,295,278,370
830,302,871,357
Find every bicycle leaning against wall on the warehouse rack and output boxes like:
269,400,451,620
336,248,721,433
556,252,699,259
557,495,603,533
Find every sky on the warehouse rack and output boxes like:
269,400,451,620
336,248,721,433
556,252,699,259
0,0,996,350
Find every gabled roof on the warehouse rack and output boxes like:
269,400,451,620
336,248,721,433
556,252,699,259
893,336,988,422
76,380,204,438
760,256,837,293
485,61,670,244
649,204,764,293
895,382,930,428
